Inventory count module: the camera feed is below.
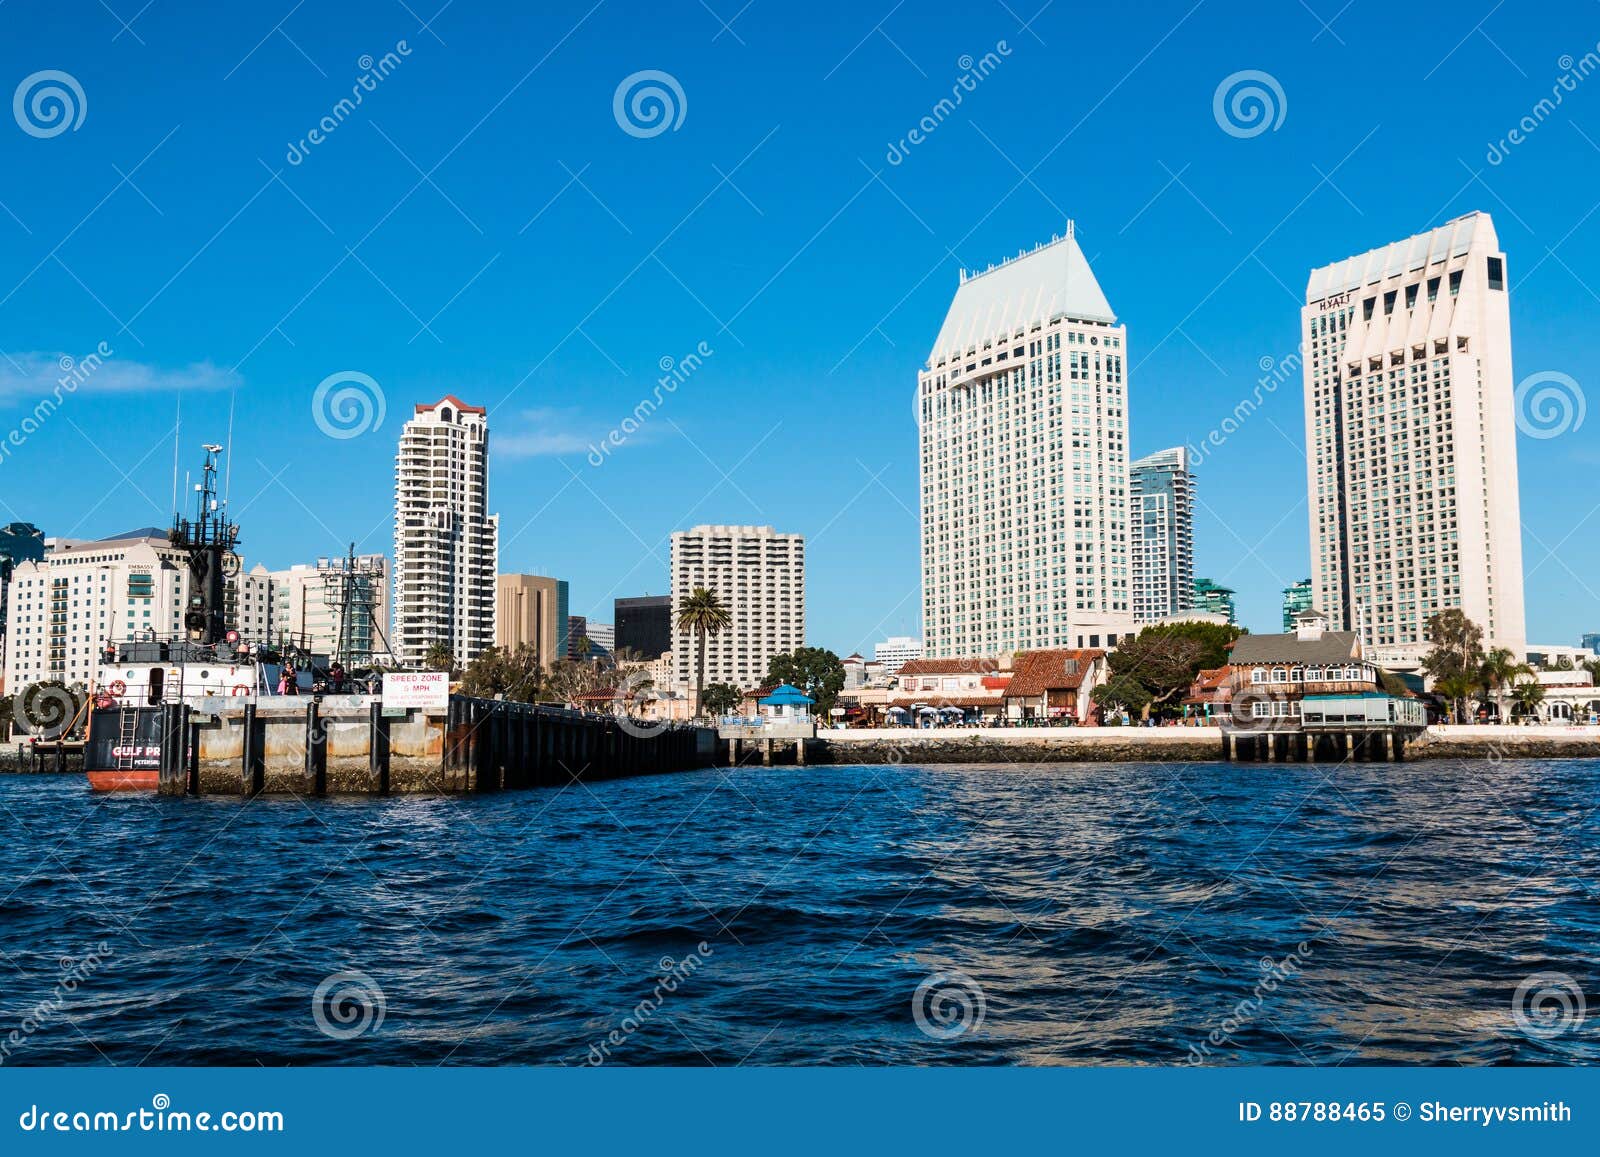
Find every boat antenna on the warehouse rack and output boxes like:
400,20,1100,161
223,388,236,505
171,392,182,514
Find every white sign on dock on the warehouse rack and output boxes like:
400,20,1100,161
382,672,449,711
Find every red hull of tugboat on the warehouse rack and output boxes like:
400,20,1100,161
86,768,160,792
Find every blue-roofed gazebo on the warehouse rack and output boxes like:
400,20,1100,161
758,683,814,709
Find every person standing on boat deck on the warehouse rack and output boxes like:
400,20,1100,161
328,662,346,693
277,666,291,696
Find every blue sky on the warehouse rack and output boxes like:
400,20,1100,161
1,0,1597,653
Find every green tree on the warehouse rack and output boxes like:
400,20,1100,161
1479,647,1531,725
701,682,743,718
1511,678,1546,721
459,644,544,701
423,642,458,675
676,587,731,718
1422,610,1485,723
542,658,608,705
765,647,847,717
1092,621,1244,720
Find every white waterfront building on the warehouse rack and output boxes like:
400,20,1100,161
2,528,273,691
392,396,499,667
1129,446,1195,623
1302,211,1526,666
872,635,923,676
919,223,1134,658
670,525,804,691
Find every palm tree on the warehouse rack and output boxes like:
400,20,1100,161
423,641,457,675
1434,672,1478,724
1479,647,1531,725
1511,678,1546,723
676,587,731,719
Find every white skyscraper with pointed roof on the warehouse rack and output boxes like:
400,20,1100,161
1302,211,1525,665
918,223,1134,659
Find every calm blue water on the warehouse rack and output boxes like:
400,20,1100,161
1,760,1596,1066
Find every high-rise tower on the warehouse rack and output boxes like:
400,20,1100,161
918,223,1133,657
1302,211,1525,664
393,396,498,667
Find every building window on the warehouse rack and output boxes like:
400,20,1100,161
1487,256,1503,291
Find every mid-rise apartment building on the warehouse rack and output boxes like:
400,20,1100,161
495,574,569,669
268,554,390,663
670,525,804,690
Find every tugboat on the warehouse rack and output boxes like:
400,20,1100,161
81,446,347,790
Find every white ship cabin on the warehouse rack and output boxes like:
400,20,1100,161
94,636,328,705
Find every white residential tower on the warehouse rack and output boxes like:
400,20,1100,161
393,396,499,667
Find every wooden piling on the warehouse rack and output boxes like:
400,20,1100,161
304,700,326,796
241,702,263,796
368,701,390,794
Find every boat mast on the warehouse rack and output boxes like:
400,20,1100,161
168,443,240,648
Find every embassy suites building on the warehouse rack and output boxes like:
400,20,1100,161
918,224,1134,659
1302,211,1526,665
